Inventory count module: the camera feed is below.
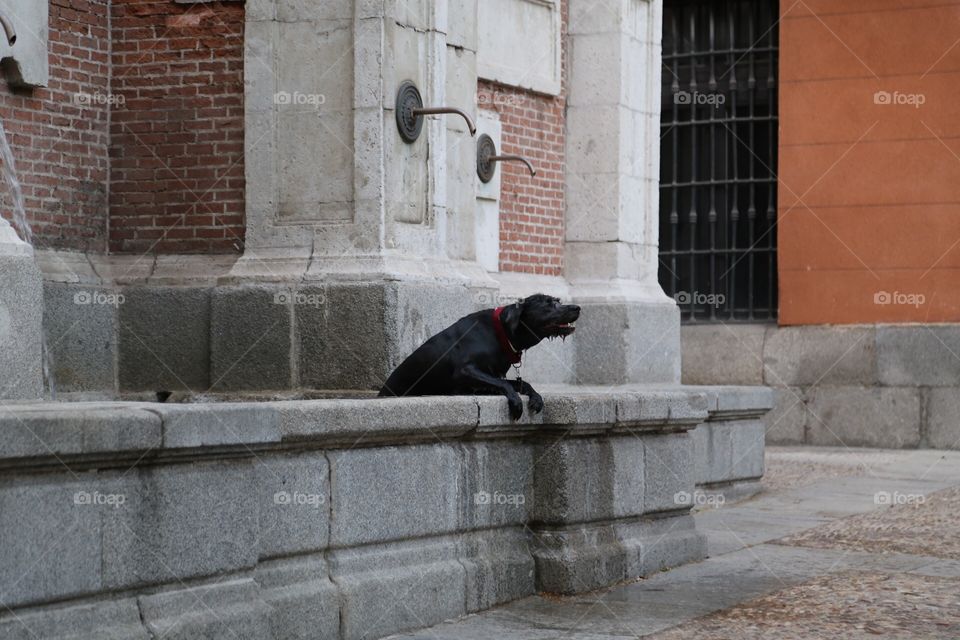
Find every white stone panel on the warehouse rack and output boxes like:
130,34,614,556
478,0,561,95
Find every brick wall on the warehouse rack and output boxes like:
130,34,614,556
109,0,245,254
480,0,567,277
0,0,110,252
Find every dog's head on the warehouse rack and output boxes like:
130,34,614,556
501,293,580,349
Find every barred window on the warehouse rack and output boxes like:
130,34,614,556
659,0,779,322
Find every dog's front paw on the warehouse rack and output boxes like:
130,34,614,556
528,393,544,414
507,394,524,420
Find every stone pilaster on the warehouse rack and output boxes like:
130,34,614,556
565,0,680,384
237,0,494,390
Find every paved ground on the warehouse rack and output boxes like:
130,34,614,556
387,446,960,639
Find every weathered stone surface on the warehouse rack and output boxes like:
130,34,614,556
0,598,149,640
276,396,477,443
328,444,461,546
255,557,340,640
878,325,960,386
806,386,921,448
574,301,681,385
0,250,43,399
297,283,387,391
531,523,630,594
531,515,706,595
681,324,766,386
614,387,711,425
257,453,329,559
152,402,280,448
624,514,707,577
459,528,534,613
763,325,877,387
693,420,765,486
0,404,161,459
101,460,259,589
210,286,293,391
43,283,118,393
330,538,467,640
459,442,533,529
924,388,960,450
0,473,103,607
764,387,807,445
138,578,272,640
644,432,695,513
532,437,645,525
118,287,211,392
700,385,775,417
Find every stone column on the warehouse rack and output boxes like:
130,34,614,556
565,0,679,384
0,220,43,399
235,0,494,390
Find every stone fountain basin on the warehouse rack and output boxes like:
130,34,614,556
0,385,771,640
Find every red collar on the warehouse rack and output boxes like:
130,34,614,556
492,306,522,364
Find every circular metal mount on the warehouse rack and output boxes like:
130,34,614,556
476,134,497,183
395,81,424,143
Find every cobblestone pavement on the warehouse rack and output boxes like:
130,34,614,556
388,448,960,639
649,572,960,639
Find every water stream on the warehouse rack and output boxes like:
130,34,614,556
0,121,56,398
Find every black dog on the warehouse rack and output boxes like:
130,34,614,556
378,294,580,419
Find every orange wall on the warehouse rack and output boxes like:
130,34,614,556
778,0,960,324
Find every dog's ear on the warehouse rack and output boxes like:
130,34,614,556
503,300,523,334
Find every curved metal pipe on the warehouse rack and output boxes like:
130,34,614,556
0,11,16,46
489,154,536,176
412,106,477,136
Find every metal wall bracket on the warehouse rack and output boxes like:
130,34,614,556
476,133,536,183
395,81,477,144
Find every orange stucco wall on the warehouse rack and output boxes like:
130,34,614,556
778,0,960,324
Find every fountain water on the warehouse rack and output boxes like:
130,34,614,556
0,121,55,398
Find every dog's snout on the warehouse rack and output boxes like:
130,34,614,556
566,304,581,319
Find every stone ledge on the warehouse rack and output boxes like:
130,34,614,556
0,387,725,468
